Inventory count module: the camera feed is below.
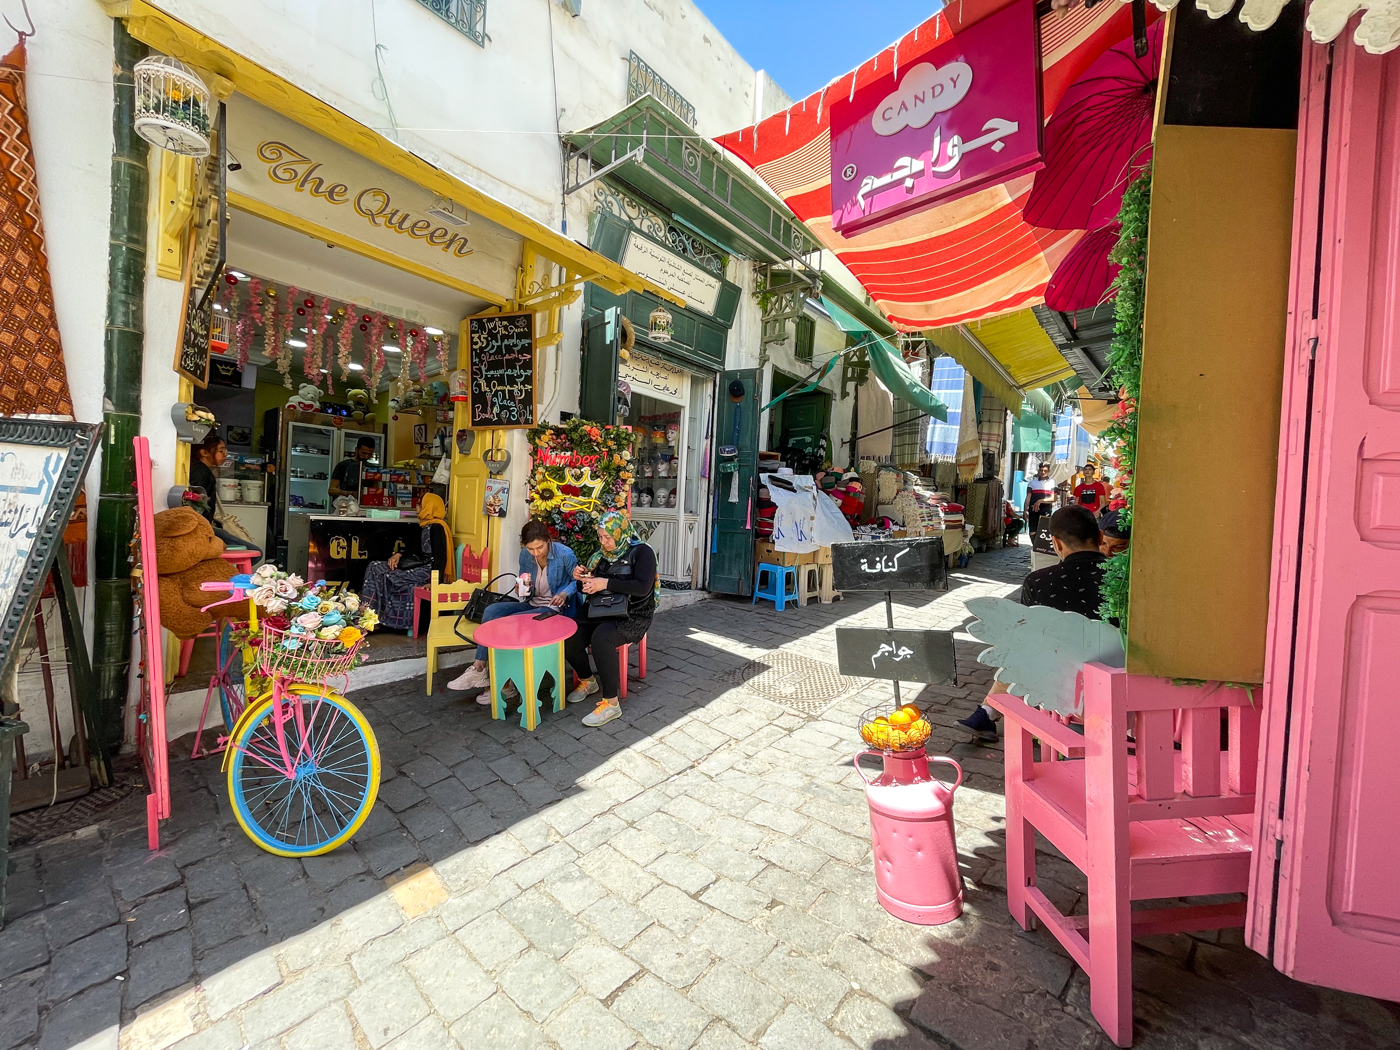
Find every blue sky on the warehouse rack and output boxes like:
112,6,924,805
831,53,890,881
696,1,946,103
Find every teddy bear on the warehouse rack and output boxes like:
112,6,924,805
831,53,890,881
345,387,370,422
285,383,321,414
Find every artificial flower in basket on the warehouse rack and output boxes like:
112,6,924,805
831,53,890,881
232,565,377,675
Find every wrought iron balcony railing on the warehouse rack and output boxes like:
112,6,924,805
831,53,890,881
414,0,486,47
627,51,696,128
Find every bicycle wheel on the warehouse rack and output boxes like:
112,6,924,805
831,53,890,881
226,688,380,856
215,621,247,733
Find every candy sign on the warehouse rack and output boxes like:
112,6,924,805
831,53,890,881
829,0,1043,236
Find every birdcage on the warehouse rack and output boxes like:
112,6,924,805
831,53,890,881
648,305,674,344
133,55,212,157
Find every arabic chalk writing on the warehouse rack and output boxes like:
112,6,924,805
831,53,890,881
871,642,916,670
859,547,911,574
468,313,536,428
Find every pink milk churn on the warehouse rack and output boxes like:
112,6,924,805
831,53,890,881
854,746,964,924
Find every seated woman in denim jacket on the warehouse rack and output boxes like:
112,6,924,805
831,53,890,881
448,519,578,699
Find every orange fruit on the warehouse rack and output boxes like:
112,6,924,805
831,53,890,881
888,709,915,727
900,704,923,719
873,715,890,725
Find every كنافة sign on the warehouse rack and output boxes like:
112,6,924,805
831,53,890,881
831,537,945,591
836,627,956,684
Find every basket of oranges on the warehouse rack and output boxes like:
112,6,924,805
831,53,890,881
859,702,933,752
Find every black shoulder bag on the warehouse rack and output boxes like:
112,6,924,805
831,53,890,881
454,572,519,641
584,548,633,620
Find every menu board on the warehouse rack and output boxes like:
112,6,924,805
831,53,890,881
177,291,214,389
467,311,536,429
174,105,226,389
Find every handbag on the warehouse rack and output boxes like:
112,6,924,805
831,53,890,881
585,591,629,620
456,572,519,641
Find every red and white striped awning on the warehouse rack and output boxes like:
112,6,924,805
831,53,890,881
717,0,1148,331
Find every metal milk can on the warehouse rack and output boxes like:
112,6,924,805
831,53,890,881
853,746,964,925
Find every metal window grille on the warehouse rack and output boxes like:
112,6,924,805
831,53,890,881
793,316,815,363
414,0,486,46
627,51,696,128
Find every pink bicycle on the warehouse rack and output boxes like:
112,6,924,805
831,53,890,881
202,580,380,856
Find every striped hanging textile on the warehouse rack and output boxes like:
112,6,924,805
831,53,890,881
718,0,1148,332
0,40,75,418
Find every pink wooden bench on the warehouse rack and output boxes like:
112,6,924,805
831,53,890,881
990,663,1260,1047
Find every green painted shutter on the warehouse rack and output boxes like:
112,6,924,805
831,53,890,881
580,309,620,425
708,368,760,596
591,214,629,264
712,280,741,328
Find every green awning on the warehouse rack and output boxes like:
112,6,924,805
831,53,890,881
761,354,839,413
1012,411,1053,453
821,297,947,422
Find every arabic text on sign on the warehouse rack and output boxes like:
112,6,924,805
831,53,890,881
620,236,720,315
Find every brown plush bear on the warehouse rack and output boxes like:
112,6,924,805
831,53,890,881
151,508,235,640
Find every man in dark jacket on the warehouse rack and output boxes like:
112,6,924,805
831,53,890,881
958,506,1106,740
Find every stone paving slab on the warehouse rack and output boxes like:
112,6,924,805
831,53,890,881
3,546,1398,1050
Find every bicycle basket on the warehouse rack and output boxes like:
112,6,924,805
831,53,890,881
256,622,365,680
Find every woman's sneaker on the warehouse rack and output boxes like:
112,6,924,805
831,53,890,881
448,666,489,691
582,698,621,727
566,677,599,705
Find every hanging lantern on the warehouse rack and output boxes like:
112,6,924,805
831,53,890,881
648,304,674,344
132,56,212,157
449,369,470,402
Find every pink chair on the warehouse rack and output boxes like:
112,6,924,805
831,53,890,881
412,545,488,640
617,634,648,699
989,664,1260,1047
177,549,257,678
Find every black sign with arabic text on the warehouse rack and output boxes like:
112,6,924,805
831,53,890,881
836,628,956,684
468,312,536,429
831,537,945,591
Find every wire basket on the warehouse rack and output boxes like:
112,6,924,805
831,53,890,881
256,622,365,681
859,702,933,753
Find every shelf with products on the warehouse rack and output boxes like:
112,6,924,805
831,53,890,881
360,466,431,510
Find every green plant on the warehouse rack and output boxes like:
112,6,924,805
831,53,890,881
1099,166,1151,631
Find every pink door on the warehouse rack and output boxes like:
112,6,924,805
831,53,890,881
1247,40,1400,1000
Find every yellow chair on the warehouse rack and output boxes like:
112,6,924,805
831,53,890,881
425,571,480,694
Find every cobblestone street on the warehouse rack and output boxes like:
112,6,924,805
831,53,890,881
2,546,1397,1050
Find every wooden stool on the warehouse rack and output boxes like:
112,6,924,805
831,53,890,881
796,563,821,607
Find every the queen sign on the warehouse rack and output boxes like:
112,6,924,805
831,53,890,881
829,0,1044,235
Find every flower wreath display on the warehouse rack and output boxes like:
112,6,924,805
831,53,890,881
527,418,634,564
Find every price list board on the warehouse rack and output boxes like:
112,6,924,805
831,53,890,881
467,312,536,429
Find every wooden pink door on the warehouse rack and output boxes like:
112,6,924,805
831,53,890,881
1247,39,1400,1000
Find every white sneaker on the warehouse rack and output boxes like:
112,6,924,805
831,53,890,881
581,698,621,727
448,666,489,691
566,676,599,705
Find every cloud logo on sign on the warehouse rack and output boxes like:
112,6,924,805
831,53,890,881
873,61,973,137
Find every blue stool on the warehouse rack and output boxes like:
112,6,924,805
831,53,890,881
752,562,798,610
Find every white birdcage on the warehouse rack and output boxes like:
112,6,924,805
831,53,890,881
648,304,674,344
133,55,212,157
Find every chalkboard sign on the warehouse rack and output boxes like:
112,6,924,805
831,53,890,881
832,537,946,591
173,105,225,390
0,421,101,685
836,627,956,684
467,311,536,428
177,291,214,389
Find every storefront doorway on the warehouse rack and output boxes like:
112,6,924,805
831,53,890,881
618,351,715,586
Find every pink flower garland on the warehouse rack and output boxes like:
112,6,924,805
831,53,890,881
436,334,447,377
312,298,330,389
261,285,278,367
338,308,356,381
411,328,428,380
234,315,253,369
366,312,387,401
277,286,298,388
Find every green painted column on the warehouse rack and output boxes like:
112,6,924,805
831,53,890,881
91,20,149,764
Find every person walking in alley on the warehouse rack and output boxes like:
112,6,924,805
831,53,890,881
1072,462,1109,515
1024,460,1057,535
957,505,1108,741
565,510,657,728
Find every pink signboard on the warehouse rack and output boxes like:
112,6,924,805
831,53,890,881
829,0,1044,236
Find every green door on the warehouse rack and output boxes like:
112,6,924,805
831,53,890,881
774,391,831,473
709,368,759,596
580,308,620,425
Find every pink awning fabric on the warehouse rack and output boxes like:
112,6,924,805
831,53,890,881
717,0,1150,331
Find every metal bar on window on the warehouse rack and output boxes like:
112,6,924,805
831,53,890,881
415,0,486,47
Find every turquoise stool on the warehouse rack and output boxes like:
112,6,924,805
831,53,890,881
752,563,798,610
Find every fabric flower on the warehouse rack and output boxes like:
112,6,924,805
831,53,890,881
251,584,277,608
318,601,334,614
289,624,307,635
281,638,300,651
262,614,290,630
251,564,279,585
338,626,363,646
359,608,378,631
299,593,321,611
274,579,299,599
286,574,305,589
343,595,360,612
318,625,343,639
296,611,323,630
264,598,288,615
321,610,344,627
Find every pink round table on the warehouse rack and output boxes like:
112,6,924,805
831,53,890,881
473,613,577,730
